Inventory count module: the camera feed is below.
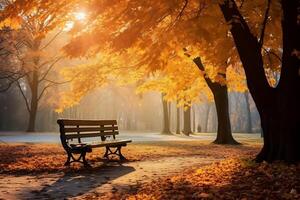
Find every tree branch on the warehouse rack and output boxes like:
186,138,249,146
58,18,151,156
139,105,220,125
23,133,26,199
196,1,208,18
42,78,72,85
0,79,15,92
193,57,217,90
37,83,53,102
239,0,246,8
16,79,31,113
171,0,189,27
38,57,62,82
258,0,271,49
262,47,282,63
37,78,74,102
0,71,31,92
40,29,63,50
218,0,273,109
0,70,19,79
176,0,189,21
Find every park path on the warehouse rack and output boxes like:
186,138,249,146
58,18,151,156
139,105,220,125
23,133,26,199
0,155,219,200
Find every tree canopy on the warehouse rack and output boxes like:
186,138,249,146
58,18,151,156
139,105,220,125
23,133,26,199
1,0,299,161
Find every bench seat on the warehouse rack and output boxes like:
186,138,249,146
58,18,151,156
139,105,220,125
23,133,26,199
70,139,132,149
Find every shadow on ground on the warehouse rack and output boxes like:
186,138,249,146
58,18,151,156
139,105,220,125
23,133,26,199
27,164,135,199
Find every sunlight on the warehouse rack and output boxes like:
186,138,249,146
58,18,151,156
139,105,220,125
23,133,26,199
63,12,86,31
74,12,86,21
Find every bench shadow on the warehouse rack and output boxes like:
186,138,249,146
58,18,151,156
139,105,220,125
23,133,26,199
31,163,135,199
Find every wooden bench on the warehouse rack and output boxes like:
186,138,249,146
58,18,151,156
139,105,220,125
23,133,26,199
57,119,132,167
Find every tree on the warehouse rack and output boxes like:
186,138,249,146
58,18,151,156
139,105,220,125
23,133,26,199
202,103,212,133
182,104,192,136
192,105,196,132
218,0,300,162
0,27,29,93
57,38,213,134
176,102,181,134
25,0,287,152
59,0,245,144
161,93,172,134
0,0,79,131
244,91,252,133
0,27,63,132
193,57,238,144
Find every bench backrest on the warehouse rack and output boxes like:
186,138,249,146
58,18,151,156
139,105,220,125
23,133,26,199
57,119,118,148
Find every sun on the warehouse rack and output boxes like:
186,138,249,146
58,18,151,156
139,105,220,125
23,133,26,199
74,12,86,21
64,12,87,31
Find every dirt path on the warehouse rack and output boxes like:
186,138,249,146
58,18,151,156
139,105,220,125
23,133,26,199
0,155,219,200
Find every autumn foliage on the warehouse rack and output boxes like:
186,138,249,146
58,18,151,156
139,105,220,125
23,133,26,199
1,0,299,162
111,159,300,200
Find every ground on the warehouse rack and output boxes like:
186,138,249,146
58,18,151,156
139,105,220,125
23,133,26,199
0,132,299,199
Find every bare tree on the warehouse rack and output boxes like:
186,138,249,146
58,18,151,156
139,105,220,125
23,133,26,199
0,26,67,131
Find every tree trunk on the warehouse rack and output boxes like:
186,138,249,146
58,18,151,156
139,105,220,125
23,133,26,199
203,104,211,132
192,106,196,132
161,93,171,134
244,91,252,133
182,106,192,136
27,70,38,132
176,104,180,134
219,0,300,162
193,57,239,144
213,83,238,144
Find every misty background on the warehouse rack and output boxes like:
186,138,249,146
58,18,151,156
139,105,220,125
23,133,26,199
0,83,261,133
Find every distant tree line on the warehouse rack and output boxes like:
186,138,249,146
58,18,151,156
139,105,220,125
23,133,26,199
0,85,260,133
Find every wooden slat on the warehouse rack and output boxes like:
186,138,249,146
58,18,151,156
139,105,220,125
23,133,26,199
65,131,119,139
87,140,132,148
64,126,118,133
57,119,117,126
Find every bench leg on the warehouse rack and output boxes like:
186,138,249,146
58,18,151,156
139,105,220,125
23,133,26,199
81,151,91,167
65,152,71,166
64,151,90,167
103,146,127,161
117,146,127,161
103,146,110,159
